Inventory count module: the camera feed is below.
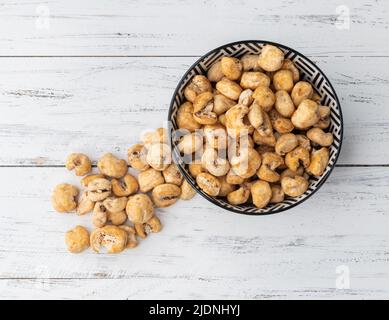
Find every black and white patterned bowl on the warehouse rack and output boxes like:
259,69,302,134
168,40,343,215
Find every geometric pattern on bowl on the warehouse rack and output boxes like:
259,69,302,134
168,40,343,215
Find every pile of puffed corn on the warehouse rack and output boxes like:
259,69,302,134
52,128,195,254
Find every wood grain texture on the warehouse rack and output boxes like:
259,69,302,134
0,167,388,299
1,279,389,300
1,0,388,300
0,56,388,166
0,0,387,56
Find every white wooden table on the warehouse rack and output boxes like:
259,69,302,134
1,0,388,300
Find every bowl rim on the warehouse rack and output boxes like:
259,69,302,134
168,39,344,216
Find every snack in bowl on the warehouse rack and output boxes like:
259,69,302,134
169,41,343,215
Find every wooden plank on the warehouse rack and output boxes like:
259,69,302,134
0,0,387,56
0,56,388,165
1,279,388,300
0,166,388,299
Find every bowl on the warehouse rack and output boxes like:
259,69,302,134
168,40,343,215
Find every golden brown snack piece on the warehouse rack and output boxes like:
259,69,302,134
296,134,311,151
184,75,212,103
52,183,79,213
221,57,243,81
112,174,138,197
247,101,264,129
180,180,197,200
126,194,154,224
177,102,202,132
281,176,309,197
227,183,250,205
189,163,207,178
307,147,329,176
275,90,295,118
81,174,105,188
87,178,111,202
146,143,172,171
269,109,294,134
280,167,304,180
273,70,294,92
228,135,255,159
103,196,128,213
142,128,167,149
257,152,284,183
90,225,128,254
135,215,162,239
275,133,298,156
307,127,334,147
196,172,221,196
138,168,165,193
255,105,273,136
213,94,236,115
66,153,92,176
218,175,236,197
291,81,313,107
241,54,262,71
201,148,230,177
203,124,228,150
230,147,261,179
107,210,127,226
314,105,331,129
178,132,203,154
256,144,275,155
151,183,181,208
270,185,284,203
238,89,254,107
207,61,224,82
97,153,128,178
251,180,272,209
281,59,300,83
192,92,217,125
272,117,294,134
118,225,138,248
216,78,243,100
252,86,275,112
253,129,276,146
291,99,320,129
163,164,183,186
127,144,149,171
92,202,108,228
226,169,245,185
258,45,284,72
76,192,94,215
65,226,90,253
225,104,253,138
240,72,270,90
285,146,310,172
